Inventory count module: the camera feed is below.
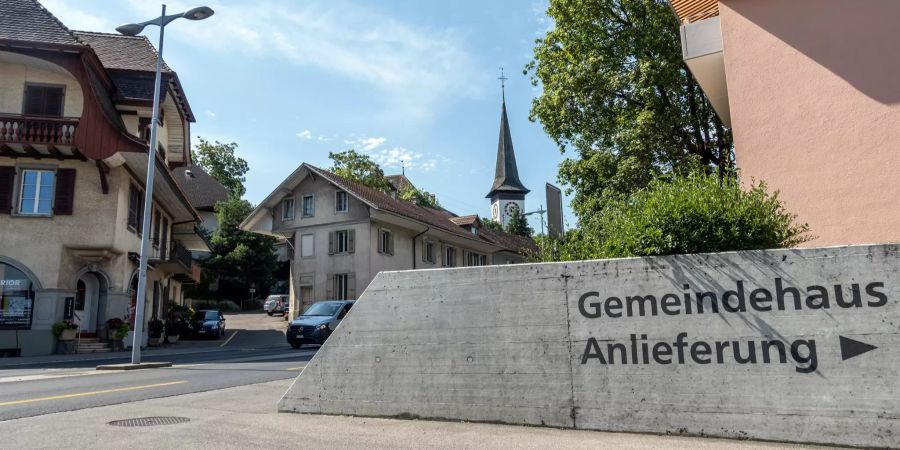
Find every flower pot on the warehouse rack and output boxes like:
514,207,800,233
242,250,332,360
123,330,148,349
166,334,180,344
107,329,119,340
59,328,77,341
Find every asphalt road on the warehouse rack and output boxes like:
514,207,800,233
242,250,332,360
0,312,317,421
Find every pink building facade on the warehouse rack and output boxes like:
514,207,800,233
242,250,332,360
672,0,900,246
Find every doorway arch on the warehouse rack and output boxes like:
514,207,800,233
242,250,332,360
74,271,109,334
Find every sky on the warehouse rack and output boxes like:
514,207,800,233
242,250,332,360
44,0,575,231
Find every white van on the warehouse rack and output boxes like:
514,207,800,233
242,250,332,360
264,295,288,316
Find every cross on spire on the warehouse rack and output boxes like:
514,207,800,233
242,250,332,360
498,67,508,102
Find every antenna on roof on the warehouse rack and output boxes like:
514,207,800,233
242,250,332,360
401,160,405,176
498,67,508,102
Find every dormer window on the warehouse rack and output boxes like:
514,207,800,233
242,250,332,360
471,227,478,235
23,84,64,117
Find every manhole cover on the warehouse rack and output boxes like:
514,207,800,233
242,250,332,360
108,416,190,427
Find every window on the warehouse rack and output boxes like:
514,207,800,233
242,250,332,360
152,210,162,248
300,234,314,258
423,240,435,264
18,169,54,215
328,229,354,254
467,252,488,267
160,216,169,254
302,194,315,217
282,197,295,220
378,229,394,256
335,190,348,213
128,184,144,231
335,274,349,300
471,227,478,235
444,246,456,267
23,84,64,117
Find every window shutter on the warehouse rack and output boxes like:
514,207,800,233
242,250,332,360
422,240,427,262
328,231,335,255
52,168,75,215
326,275,334,299
388,232,394,255
377,230,383,254
348,229,355,253
348,273,356,299
0,167,15,214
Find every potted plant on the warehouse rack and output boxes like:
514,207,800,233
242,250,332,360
112,322,130,351
106,318,125,341
52,320,78,341
164,320,181,344
148,318,164,346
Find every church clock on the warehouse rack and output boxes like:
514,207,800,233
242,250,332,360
504,202,520,218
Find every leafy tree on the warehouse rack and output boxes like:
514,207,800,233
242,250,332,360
505,208,534,237
481,219,504,231
329,149,392,193
527,0,733,221
191,197,278,302
328,149,442,209
532,172,810,261
193,138,249,198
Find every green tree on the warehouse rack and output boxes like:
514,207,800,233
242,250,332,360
527,0,733,221
195,197,278,302
328,149,442,209
193,138,249,198
329,149,392,193
481,219,504,231
505,208,534,237
534,172,811,261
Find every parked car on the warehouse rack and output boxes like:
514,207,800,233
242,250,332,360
286,301,354,349
264,295,288,316
191,309,226,339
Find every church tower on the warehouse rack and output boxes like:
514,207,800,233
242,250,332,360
486,71,529,227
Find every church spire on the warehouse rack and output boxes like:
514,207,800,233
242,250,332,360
486,70,529,199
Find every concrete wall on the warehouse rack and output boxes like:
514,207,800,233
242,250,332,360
281,244,900,448
720,0,900,247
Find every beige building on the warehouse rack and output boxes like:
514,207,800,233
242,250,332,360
670,0,900,246
0,0,211,356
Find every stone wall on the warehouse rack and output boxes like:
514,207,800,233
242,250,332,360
280,244,900,448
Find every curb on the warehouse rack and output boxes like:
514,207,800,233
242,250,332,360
96,362,173,371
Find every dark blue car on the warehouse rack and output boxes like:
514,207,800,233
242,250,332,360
192,309,226,339
286,300,354,349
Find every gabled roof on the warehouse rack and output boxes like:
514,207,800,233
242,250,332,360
172,165,230,211
0,0,84,48
386,174,415,193
450,215,480,226
486,100,529,198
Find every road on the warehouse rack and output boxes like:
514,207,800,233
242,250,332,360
0,312,316,421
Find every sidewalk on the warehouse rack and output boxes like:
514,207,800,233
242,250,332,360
0,339,230,369
0,379,825,450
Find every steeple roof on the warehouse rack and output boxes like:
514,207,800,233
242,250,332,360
486,99,529,198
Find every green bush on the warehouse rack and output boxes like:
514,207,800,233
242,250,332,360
540,172,811,260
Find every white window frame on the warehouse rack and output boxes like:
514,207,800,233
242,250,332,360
300,233,315,258
336,230,349,254
335,274,349,300
17,168,55,216
467,251,487,267
335,190,349,213
379,228,393,256
301,194,315,217
282,197,295,220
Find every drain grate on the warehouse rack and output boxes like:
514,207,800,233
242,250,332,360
108,416,190,427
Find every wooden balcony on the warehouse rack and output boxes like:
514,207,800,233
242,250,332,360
0,114,85,160
149,240,199,283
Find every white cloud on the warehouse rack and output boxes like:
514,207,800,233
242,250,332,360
296,130,312,140
133,0,484,119
204,110,217,118
344,136,386,151
368,146,440,173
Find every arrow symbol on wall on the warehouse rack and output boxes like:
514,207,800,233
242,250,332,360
839,336,878,361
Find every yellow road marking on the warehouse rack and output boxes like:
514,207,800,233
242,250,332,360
220,330,238,347
0,380,188,407
286,366,306,371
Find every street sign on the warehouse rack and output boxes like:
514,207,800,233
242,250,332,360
63,297,75,320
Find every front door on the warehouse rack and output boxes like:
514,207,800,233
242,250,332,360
74,276,98,333
300,287,313,317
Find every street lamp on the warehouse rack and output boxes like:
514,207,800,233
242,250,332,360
117,5,214,365
524,206,548,256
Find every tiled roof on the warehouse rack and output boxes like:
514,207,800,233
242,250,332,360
172,165,230,211
450,215,479,226
306,164,534,254
0,0,85,47
386,174,415,193
73,31,172,73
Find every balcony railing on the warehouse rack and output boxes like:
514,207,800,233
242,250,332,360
150,240,193,271
0,114,78,145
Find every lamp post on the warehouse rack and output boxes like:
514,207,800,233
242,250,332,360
524,206,547,256
117,5,213,365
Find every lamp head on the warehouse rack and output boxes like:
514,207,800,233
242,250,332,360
115,23,145,36
183,6,214,20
